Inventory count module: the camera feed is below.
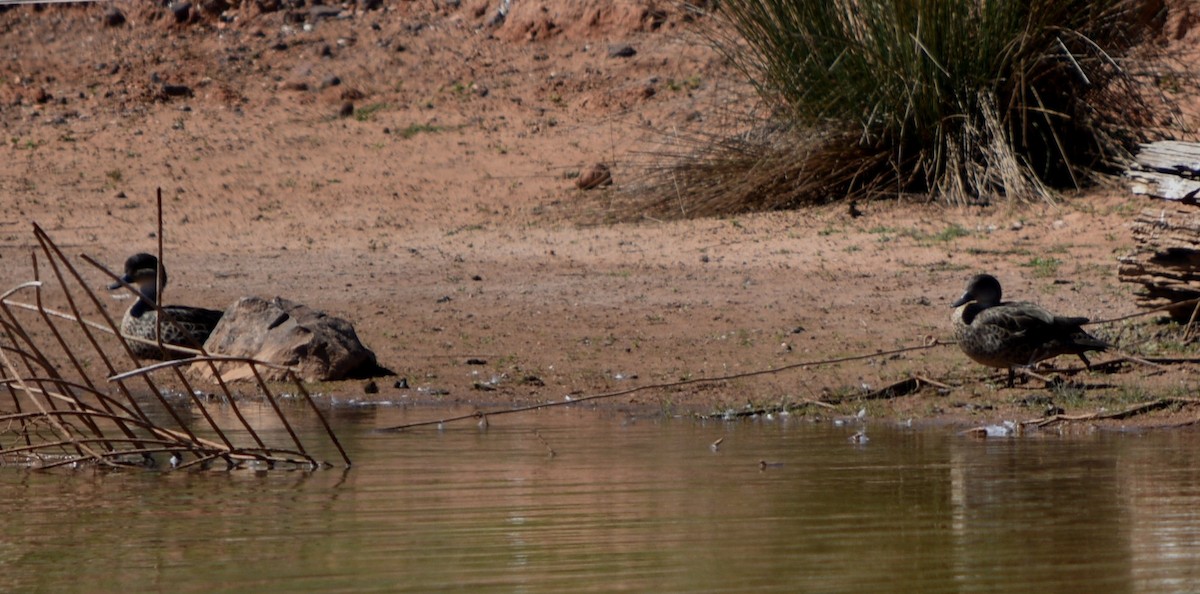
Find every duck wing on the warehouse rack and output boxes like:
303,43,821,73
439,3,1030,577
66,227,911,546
970,301,1055,335
984,302,1108,362
160,305,224,345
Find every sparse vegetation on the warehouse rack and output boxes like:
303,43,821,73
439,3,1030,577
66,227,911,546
1024,256,1062,278
932,224,971,243
104,168,123,187
354,102,388,122
399,123,444,139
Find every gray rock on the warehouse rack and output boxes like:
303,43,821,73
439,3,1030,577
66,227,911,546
309,5,342,20
191,296,383,382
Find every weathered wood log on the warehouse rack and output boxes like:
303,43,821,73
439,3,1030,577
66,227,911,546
1127,140,1200,202
1120,141,1200,320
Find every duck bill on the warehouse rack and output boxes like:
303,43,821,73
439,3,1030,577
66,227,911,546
107,274,134,291
951,292,971,307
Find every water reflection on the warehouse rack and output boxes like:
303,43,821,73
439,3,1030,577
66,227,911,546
1,406,1199,593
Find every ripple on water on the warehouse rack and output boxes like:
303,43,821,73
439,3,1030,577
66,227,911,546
2,405,1200,592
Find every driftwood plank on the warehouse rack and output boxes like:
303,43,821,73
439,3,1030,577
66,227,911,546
1127,170,1200,201
1132,140,1200,173
1127,141,1200,201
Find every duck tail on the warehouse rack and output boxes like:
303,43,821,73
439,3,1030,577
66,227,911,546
1073,330,1111,352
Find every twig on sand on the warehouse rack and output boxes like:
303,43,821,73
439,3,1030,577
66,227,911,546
379,342,948,431
1023,397,1200,428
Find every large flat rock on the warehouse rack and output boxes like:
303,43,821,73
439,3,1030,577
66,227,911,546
191,296,383,382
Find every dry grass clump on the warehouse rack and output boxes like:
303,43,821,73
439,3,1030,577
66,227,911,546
636,0,1185,218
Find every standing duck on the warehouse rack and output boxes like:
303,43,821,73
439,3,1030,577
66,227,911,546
108,253,223,359
951,273,1109,386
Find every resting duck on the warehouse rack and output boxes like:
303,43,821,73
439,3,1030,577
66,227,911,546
951,273,1109,386
109,253,223,359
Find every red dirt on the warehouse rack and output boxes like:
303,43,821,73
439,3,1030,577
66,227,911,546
2,0,1199,428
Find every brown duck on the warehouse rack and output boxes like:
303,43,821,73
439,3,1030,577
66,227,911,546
951,274,1109,386
109,253,223,360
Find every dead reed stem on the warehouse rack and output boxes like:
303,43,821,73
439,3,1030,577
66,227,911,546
0,210,349,470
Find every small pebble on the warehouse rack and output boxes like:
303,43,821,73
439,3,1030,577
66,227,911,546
608,44,637,58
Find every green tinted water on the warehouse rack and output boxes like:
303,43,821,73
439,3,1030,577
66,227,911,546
2,406,1199,593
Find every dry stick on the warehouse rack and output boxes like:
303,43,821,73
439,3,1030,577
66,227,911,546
108,357,352,467
287,371,352,467
168,449,320,472
80,253,259,454
0,379,232,453
0,345,37,451
379,342,948,432
0,309,62,411
1025,397,1200,427
1083,299,1200,372
172,452,234,472
1185,300,1200,342
1,299,120,337
1,380,32,449
1089,296,1200,326
0,332,108,465
6,306,216,361
30,253,131,446
129,263,233,452
41,235,237,460
247,365,302,457
912,375,953,390
78,253,237,448
0,324,106,456
0,282,42,449
0,328,90,461
35,446,300,471
32,227,165,432
156,188,166,359
108,355,302,381
0,436,187,459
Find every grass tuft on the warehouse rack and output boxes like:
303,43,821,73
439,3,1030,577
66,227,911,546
634,0,1186,218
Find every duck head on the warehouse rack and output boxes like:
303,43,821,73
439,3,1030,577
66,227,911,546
952,274,1002,308
108,253,168,315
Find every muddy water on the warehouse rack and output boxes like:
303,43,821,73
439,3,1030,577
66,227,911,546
2,406,1200,593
